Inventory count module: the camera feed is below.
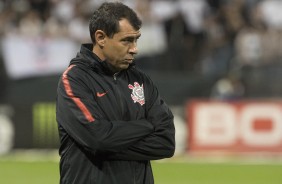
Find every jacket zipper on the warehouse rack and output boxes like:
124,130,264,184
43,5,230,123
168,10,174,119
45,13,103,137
131,162,136,184
113,73,118,81
114,73,136,184
113,73,124,116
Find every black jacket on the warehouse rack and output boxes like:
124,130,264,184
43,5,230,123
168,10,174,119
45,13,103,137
56,44,175,184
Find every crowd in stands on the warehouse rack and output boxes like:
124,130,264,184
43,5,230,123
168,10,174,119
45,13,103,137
1,0,282,100
2,0,282,71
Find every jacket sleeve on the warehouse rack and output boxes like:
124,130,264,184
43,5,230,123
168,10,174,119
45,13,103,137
56,65,154,153
104,76,175,160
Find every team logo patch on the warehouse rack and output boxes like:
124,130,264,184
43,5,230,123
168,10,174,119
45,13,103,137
128,82,145,106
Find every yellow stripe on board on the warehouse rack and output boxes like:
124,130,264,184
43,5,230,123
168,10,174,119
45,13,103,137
33,102,59,148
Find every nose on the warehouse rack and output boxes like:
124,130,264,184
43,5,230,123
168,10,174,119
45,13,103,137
129,43,138,55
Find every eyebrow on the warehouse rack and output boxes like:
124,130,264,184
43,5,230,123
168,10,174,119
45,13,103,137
122,34,141,41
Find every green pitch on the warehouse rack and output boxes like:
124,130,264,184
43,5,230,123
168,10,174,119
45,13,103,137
0,157,282,184
152,161,282,184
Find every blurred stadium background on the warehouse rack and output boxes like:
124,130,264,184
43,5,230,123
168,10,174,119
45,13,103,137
1,0,282,183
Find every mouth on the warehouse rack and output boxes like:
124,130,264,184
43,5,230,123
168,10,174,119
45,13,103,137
124,59,134,64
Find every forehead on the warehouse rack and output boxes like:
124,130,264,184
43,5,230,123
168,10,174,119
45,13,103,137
115,19,141,38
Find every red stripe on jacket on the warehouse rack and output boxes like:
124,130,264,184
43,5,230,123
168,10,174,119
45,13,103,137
62,65,95,122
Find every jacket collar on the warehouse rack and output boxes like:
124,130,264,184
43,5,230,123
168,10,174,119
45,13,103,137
72,44,135,76
70,44,113,75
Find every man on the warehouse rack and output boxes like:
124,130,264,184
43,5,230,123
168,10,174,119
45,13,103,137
56,2,175,184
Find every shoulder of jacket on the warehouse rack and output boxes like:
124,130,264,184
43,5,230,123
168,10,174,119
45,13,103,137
62,64,94,80
128,67,154,87
129,67,149,79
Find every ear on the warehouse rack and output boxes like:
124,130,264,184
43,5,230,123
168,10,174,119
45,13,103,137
95,30,106,47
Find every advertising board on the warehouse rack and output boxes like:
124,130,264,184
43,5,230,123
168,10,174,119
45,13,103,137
187,100,282,153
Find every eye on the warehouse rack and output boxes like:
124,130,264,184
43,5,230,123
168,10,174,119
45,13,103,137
122,37,134,43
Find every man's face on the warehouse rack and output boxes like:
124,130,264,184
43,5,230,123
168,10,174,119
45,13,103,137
102,19,141,72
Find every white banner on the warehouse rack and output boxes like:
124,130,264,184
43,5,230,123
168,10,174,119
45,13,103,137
2,35,79,79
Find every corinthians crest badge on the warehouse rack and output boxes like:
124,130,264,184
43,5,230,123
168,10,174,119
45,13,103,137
128,82,145,106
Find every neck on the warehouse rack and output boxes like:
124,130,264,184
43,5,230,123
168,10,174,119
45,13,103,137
92,45,105,61
92,44,121,73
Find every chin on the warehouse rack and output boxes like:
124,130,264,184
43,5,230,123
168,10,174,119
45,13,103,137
120,64,130,70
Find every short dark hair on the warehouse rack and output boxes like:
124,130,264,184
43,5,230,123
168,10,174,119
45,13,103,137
89,2,142,44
